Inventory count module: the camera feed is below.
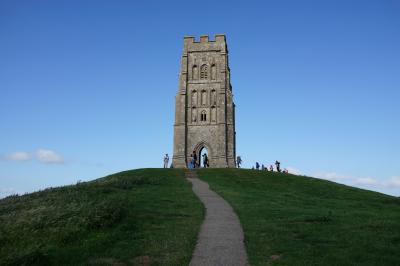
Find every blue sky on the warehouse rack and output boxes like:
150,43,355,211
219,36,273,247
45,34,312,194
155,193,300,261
1,0,400,197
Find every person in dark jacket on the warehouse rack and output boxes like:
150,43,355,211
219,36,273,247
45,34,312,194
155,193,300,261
236,156,242,168
275,160,281,172
192,151,197,168
203,154,209,168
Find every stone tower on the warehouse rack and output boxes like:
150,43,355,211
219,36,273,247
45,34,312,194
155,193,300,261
172,34,236,168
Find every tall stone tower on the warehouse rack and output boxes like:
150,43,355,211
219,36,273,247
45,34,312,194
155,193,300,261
173,34,236,168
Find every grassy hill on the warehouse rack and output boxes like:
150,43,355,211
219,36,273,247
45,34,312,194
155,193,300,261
197,169,400,266
0,169,203,265
1,168,400,266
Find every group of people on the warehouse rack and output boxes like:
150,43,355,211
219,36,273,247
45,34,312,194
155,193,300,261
188,150,209,169
253,160,288,173
164,152,210,169
163,154,288,173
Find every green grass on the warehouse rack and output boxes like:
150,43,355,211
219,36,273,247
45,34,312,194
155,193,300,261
0,168,203,266
2,168,399,266
197,168,400,266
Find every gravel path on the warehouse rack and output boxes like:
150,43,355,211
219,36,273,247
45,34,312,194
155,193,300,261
186,170,249,266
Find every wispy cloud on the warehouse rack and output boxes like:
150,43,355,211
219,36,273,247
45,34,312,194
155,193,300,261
0,187,19,198
313,171,352,181
4,151,31,161
2,149,64,164
35,149,64,164
383,176,400,188
287,166,302,175
312,171,400,193
354,177,379,185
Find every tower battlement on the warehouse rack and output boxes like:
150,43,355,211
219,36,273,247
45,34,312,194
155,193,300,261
184,34,226,44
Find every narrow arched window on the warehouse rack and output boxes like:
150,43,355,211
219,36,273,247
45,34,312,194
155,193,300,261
201,90,207,105
211,89,216,105
211,106,216,122
192,90,197,106
192,107,197,122
201,110,207,121
200,64,208,80
211,64,216,80
192,65,198,80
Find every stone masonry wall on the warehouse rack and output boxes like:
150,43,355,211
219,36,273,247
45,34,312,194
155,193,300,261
173,34,236,168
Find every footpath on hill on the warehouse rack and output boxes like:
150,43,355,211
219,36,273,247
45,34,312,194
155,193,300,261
185,170,249,266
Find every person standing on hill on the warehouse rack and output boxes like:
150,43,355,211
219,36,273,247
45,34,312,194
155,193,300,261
275,160,281,172
203,154,209,168
163,154,169,168
188,155,194,169
192,151,197,168
256,162,260,170
269,165,274,172
236,156,242,168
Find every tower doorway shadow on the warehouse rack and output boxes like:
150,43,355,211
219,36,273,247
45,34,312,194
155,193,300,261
199,147,209,168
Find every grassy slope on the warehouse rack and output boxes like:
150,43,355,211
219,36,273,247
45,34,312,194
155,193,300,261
0,169,203,266
197,168,400,266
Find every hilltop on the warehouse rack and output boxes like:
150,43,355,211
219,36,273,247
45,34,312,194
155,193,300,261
197,169,400,266
1,168,400,265
0,169,203,265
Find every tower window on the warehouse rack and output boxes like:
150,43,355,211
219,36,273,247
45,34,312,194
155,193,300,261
201,90,207,105
201,110,207,121
211,64,216,80
192,90,197,106
211,89,216,105
211,106,216,122
200,64,208,79
192,65,198,80
192,107,197,122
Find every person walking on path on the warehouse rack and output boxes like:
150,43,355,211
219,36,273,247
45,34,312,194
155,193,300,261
236,156,242,168
163,154,169,168
275,160,281,172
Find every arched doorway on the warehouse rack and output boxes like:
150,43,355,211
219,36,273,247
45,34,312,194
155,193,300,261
193,141,212,168
199,147,209,168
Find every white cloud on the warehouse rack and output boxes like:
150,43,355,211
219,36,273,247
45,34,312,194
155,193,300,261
383,176,400,188
312,171,400,195
0,187,19,198
35,149,64,164
313,171,351,181
4,151,31,161
287,166,301,175
2,149,65,164
313,171,379,186
354,177,379,185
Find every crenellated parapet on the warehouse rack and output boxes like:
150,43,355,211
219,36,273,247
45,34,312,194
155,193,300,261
183,34,227,53
184,34,226,43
